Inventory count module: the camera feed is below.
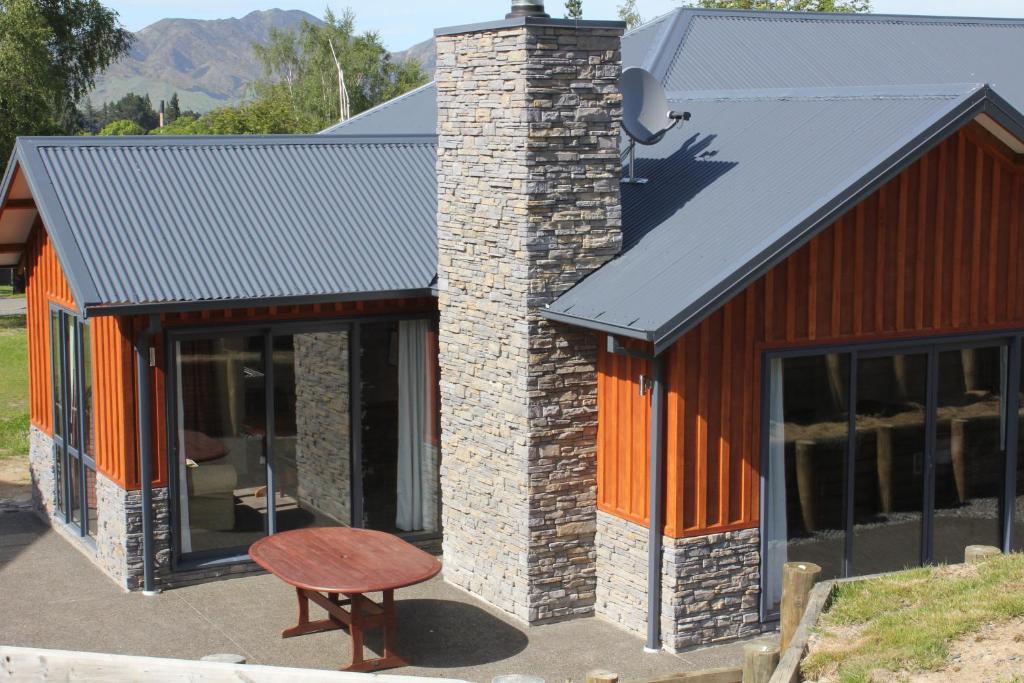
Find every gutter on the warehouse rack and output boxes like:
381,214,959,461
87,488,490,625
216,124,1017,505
135,315,161,595
606,336,666,652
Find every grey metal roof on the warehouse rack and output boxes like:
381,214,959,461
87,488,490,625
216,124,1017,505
664,11,1024,111
7,134,437,315
321,82,439,136
544,84,1024,352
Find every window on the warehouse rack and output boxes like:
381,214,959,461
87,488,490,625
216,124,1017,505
50,307,96,539
764,336,1020,614
170,318,440,563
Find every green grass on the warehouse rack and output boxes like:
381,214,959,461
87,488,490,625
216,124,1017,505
802,554,1024,682
0,284,15,298
0,314,28,460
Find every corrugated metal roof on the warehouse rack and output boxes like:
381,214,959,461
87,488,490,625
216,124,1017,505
665,11,1024,110
321,82,439,136
11,135,437,314
545,85,1024,351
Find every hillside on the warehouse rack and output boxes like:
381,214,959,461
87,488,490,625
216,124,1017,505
90,9,322,113
392,38,436,76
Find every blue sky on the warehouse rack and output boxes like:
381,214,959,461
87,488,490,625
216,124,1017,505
107,1,1024,51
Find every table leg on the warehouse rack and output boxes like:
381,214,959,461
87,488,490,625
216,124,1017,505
282,588,345,638
340,591,407,673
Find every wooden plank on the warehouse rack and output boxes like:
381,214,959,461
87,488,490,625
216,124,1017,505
0,646,457,683
719,305,732,526
987,162,1002,324
641,668,742,683
808,239,818,340
934,138,949,328
875,184,887,332
915,153,929,329
1011,176,1022,321
853,204,864,335
696,324,710,530
952,133,966,327
970,146,985,325
0,243,24,254
831,216,843,337
895,173,908,330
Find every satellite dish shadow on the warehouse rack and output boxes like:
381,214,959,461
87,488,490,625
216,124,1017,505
620,132,739,251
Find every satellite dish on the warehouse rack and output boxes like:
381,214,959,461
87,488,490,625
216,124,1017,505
619,67,690,184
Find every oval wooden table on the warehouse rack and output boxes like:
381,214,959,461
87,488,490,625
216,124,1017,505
250,527,441,672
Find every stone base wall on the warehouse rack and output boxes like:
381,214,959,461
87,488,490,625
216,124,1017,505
595,512,762,651
28,426,56,518
595,511,649,636
662,528,762,652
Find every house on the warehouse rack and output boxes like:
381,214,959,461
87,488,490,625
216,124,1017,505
2,1,1024,654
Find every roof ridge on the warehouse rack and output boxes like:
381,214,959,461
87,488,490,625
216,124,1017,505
680,8,1024,26
671,83,985,103
18,134,438,149
320,81,437,135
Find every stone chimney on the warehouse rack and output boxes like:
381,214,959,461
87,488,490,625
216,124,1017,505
435,4,625,623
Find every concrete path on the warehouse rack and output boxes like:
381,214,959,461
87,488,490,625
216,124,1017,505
0,296,25,316
0,511,771,682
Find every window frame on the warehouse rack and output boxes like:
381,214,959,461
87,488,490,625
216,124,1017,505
165,313,442,570
759,329,1024,622
48,303,96,543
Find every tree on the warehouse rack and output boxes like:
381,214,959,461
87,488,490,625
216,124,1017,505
566,0,584,19
681,0,870,10
618,0,643,27
0,0,131,157
251,8,429,131
99,92,158,130
99,119,144,136
166,92,181,124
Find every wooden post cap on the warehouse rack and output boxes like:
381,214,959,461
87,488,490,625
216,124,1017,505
743,641,781,683
200,653,246,664
586,670,619,683
780,562,822,651
965,545,1002,564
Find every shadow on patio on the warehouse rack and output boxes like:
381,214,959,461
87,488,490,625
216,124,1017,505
0,510,762,682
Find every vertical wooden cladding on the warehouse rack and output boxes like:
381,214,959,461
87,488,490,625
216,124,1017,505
24,224,75,435
598,124,1024,538
91,316,137,488
596,340,650,526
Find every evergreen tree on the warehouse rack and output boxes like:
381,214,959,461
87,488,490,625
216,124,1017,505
166,92,181,123
566,0,584,19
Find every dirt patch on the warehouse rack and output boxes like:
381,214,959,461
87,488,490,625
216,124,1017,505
0,455,31,506
911,618,1024,682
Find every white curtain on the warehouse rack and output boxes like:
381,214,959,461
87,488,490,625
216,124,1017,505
396,320,436,532
175,343,193,554
764,357,788,609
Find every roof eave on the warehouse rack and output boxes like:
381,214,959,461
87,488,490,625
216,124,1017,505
85,288,438,318
539,307,654,342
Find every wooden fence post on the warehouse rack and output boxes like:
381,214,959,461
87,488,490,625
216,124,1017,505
742,641,780,683
586,671,619,683
780,561,822,651
965,545,1001,564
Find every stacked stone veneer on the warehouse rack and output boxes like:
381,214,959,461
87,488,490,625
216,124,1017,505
596,512,762,651
28,426,56,518
436,19,624,623
293,331,351,524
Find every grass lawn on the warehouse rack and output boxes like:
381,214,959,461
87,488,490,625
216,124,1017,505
0,284,16,298
0,314,29,460
802,554,1024,682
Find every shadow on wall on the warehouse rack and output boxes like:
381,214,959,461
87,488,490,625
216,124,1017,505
621,133,738,250
364,599,529,668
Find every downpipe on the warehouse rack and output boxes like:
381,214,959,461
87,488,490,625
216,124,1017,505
135,315,161,596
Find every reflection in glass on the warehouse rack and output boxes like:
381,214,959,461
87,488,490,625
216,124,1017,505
765,354,849,611
69,454,81,527
176,335,267,555
86,466,97,538
359,321,440,535
853,354,926,574
273,331,352,531
50,311,62,439
82,323,93,456
1017,355,1024,550
65,319,80,450
933,347,1006,563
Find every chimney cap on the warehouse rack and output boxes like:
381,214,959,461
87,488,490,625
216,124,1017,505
507,1,549,18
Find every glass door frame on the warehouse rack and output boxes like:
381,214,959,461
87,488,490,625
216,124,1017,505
759,329,1024,621
165,313,441,569
48,303,96,542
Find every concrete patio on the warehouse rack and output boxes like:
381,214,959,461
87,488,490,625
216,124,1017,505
0,508,770,682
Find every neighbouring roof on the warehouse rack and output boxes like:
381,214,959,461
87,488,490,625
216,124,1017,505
2,135,438,315
544,85,1024,351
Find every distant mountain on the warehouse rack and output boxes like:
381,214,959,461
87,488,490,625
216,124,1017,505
392,38,436,76
90,9,323,113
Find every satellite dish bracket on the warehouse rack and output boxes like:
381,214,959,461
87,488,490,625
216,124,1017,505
623,110,691,185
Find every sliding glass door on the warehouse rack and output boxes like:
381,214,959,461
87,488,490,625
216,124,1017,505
50,307,96,539
171,318,440,564
763,335,1020,614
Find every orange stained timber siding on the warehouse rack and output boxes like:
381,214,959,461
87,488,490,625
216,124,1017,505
598,123,1024,538
24,222,75,436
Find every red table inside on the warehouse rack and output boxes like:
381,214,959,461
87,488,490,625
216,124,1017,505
250,527,442,672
